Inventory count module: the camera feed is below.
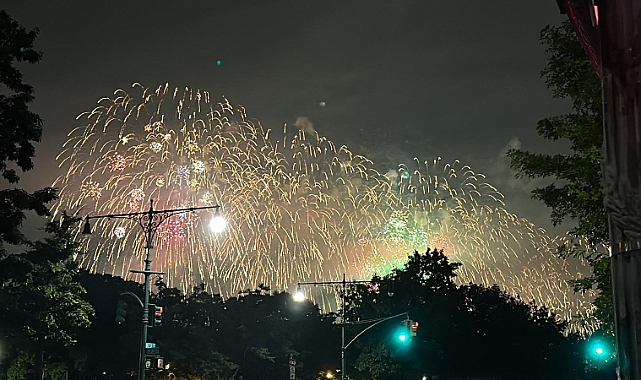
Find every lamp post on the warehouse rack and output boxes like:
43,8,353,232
294,274,374,380
82,199,226,380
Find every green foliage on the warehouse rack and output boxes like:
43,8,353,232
0,9,43,183
4,352,68,380
167,350,238,380
152,284,335,380
539,23,602,115
0,188,57,251
0,10,57,256
393,249,460,291
57,250,610,379
569,257,614,334
508,21,605,248
507,21,613,334
41,361,68,380
0,10,41,97
5,351,32,380
0,216,94,380
354,342,399,380
0,13,73,377
0,216,94,345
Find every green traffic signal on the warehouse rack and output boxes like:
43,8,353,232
394,318,419,344
394,325,410,343
586,337,611,362
590,341,607,357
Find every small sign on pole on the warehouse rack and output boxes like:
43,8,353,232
289,354,296,380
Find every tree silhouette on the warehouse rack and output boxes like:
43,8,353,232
347,249,584,380
0,10,57,257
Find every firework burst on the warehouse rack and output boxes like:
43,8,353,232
365,158,594,329
53,84,593,331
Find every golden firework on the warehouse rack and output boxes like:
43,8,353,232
53,83,594,333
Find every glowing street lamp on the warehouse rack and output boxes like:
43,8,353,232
293,285,306,302
209,209,227,233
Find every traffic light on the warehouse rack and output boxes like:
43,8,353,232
395,318,419,343
394,319,411,343
588,340,609,359
585,334,613,366
149,305,163,327
115,299,127,325
410,320,419,337
144,357,164,369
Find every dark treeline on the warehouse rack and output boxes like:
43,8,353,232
0,248,616,380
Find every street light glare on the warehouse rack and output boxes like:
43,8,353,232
293,286,305,302
595,347,604,355
209,215,227,233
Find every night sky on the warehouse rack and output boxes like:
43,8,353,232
4,1,570,233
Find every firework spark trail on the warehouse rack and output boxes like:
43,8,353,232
54,84,594,332
377,157,596,327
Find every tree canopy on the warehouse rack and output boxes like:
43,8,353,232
0,10,57,256
507,21,604,248
507,21,612,335
345,249,583,380
0,217,94,380
0,12,89,380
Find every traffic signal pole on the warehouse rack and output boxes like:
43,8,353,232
341,276,346,380
343,312,409,350
130,238,163,380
